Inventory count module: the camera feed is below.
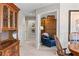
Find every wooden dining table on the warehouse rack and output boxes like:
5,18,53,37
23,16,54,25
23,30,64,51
68,43,79,56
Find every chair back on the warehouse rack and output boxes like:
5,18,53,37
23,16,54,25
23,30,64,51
54,35,65,56
69,32,79,44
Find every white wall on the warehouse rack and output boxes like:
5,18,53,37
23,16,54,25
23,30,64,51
18,11,26,42
36,4,60,14
36,4,60,48
41,12,57,19
36,15,40,49
60,3,79,48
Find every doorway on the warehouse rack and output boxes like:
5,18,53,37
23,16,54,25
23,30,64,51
24,16,36,55
40,11,57,47
36,9,59,49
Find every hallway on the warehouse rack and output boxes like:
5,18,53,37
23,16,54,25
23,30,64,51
17,3,58,56
20,38,57,56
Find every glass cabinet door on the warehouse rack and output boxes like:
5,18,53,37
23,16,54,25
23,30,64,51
10,11,13,28
15,12,17,28
3,5,8,28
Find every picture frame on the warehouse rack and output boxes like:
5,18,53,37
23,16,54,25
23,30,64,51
32,23,35,33
69,10,79,41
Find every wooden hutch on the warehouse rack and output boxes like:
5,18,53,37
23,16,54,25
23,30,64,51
41,15,56,37
0,3,20,56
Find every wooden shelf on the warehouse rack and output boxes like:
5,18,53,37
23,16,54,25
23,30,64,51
1,28,17,31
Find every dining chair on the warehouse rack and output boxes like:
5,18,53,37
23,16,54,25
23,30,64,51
54,35,73,56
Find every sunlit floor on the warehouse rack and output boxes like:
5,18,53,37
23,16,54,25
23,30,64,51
20,37,57,56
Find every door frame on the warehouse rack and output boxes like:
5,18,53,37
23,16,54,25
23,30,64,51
36,9,60,49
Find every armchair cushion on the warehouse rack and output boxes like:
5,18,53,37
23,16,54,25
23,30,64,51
41,35,56,47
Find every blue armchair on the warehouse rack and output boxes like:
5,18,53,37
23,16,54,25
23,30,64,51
41,35,56,47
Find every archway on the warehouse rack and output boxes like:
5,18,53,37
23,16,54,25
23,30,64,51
36,9,60,49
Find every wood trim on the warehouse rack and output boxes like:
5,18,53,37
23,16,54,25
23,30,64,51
7,3,20,11
1,3,20,12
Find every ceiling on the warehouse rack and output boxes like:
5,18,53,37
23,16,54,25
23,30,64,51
15,3,53,16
